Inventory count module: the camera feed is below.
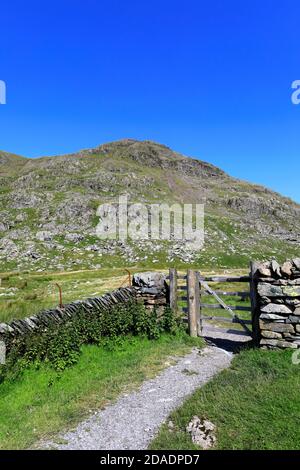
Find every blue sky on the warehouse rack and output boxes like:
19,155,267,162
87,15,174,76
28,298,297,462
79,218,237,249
0,0,299,201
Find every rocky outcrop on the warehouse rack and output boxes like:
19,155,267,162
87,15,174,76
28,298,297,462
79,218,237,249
0,238,19,260
186,417,216,449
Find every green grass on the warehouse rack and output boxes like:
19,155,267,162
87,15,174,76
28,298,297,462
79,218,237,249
0,332,203,450
0,268,138,322
0,267,251,323
150,348,300,450
0,266,251,323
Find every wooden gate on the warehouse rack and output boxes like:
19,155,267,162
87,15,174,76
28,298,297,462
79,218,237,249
169,268,253,339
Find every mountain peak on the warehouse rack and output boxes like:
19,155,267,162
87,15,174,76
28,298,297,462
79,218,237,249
0,139,299,272
93,138,173,155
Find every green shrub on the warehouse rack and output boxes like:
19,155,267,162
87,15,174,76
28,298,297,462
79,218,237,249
0,301,182,380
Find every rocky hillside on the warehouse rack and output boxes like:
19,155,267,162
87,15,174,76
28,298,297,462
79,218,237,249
0,139,299,271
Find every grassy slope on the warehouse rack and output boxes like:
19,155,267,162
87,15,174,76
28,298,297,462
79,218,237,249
0,151,27,177
0,333,202,450
150,348,300,450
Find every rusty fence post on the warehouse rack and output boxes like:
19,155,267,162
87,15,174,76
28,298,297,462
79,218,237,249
55,283,64,309
124,269,132,287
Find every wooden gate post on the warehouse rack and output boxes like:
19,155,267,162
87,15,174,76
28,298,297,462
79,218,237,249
196,271,202,336
169,268,178,315
187,269,199,337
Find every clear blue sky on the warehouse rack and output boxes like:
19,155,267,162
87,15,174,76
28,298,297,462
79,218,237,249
0,0,299,201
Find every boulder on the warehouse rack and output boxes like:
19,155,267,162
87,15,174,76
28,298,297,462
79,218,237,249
0,238,19,259
15,212,27,223
36,231,53,242
186,416,216,449
65,233,84,243
0,222,9,232
133,272,167,290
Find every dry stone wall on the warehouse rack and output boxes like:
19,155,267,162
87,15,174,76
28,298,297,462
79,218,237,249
0,272,169,354
133,272,168,315
0,287,136,352
252,259,300,349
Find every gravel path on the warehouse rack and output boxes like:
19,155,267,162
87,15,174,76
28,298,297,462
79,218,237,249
42,345,233,450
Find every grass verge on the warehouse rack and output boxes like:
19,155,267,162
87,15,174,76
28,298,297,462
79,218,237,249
0,332,202,450
150,348,300,450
